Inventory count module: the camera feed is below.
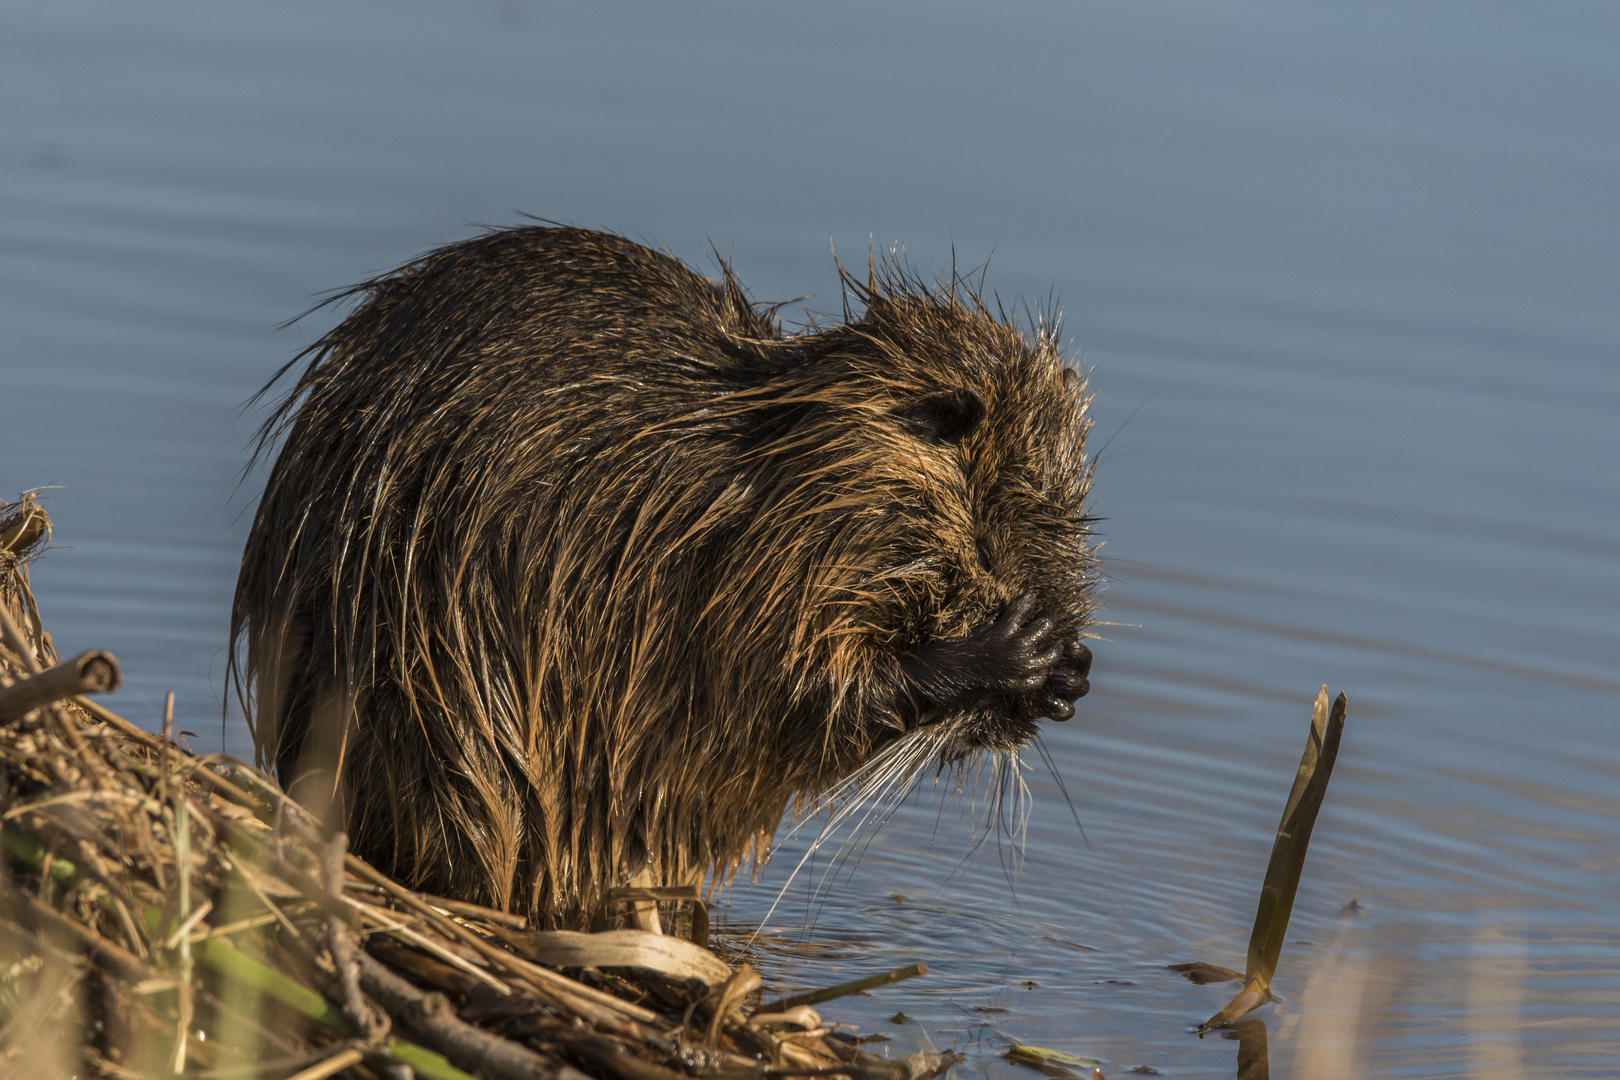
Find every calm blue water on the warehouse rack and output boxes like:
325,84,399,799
3,3,1618,1074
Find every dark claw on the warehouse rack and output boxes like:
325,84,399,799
1068,640,1093,699
1001,592,1040,631
1067,640,1093,677
1043,639,1093,707
1048,640,1092,699
1040,695,1076,722
1049,670,1088,699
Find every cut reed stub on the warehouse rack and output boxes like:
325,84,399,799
0,648,122,722
1184,686,1348,1035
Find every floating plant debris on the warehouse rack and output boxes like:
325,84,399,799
1004,1042,1104,1076
1166,961,1241,986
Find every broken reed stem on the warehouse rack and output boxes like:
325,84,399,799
324,832,386,1040
1198,686,1348,1034
158,693,173,885
704,964,762,1048
761,962,928,1014
1247,689,1349,983
0,649,121,722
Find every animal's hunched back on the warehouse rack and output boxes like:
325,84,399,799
232,226,1096,926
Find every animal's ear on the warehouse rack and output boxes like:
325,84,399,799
898,391,986,444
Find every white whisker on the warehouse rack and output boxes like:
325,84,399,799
749,727,941,941
747,723,1046,943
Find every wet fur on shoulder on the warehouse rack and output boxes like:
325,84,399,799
231,225,1096,925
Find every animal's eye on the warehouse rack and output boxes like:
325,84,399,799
899,391,985,444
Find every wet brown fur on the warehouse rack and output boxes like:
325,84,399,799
230,226,1096,925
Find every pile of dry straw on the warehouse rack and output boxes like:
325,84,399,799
0,495,945,1080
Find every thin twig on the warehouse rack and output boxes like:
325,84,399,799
163,897,215,950
326,832,386,1042
285,1047,367,1080
187,910,281,944
349,898,511,996
355,950,592,1080
420,892,528,930
760,963,927,1014
346,854,659,1023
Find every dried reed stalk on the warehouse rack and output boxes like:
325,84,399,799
1183,686,1349,1035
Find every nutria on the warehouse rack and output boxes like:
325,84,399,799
230,225,1097,927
